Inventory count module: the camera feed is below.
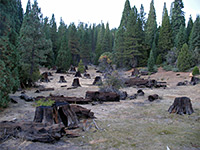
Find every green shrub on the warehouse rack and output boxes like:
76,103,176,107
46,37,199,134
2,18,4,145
192,66,200,76
78,59,85,73
35,98,55,107
163,65,173,71
156,54,162,65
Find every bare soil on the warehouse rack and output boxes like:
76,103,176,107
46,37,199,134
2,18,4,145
0,66,200,150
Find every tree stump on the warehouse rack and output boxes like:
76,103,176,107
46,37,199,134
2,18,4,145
85,65,88,70
56,68,66,73
40,72,50,82
93,76,102,85
70,65,76,72
33,102,79,127
131,68,140,77
137,89,144,96
59,76,67,83
168,97,194,115
83,73,91,79
72,78,81,87
190,76,200,85
74,71,82,77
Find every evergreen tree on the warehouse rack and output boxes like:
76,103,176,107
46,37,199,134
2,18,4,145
25,0,31,15
139,4,146,30
18,0,51,86
145,0,157,48
171,0,185,43
175,25,186,50
56,25,71,71
148,49,155,72
158,6,173,60
50,14,58,62
177,43,192,71
102,22,112,53
119,0,131,28
162,2,167,21
186,15,193,43
68,23,80,65
189,16,200,65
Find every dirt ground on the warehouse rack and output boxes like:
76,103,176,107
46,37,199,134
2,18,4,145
0,66,200,150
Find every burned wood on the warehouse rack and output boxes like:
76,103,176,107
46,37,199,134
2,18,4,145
70,66,76,72
190,77,200,85
40,72,50,82
74,71,82,77
93,76,102,85
85,91,120,102
35,95,92,104
83,73,91,79
168,97,194,115
35,88,54,93
137,89,144,96
59,76,67,83
20,94,34,102
72,78,81,87
148,94,159,102
70,105,96,119
56,68,66,73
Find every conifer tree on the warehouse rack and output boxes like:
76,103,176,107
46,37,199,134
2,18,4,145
18,0,51,86
139,4,146,30
148,49,155,72
158,6,173,60
177,43,192,71
175,25,186,50
102,22,112,53
25,0,31,15
68,23,80,65
145,0,157,48
56,25,71,71
171,0,185,43
119,0,131,28
186,15,193,43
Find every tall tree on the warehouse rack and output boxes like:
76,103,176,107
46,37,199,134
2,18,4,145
102,22,112,53
139,4,146,30
49,14,58,62
145,0,157,48
158,6,173,61
68,23,80,65
18,0,51,86
186,15,193,44
119,0,131,28
171,0,185,43
175,25,186,50
25,0,31,15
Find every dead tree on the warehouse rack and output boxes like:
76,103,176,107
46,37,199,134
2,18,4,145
72,78,81,87
59,76,67,83
74,71,82,77
93,76,102,85
168,97,194,115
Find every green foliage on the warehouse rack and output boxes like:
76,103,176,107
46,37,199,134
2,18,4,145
177,43,192,72
156,54,162,65
186,15,193,43
145,0,157,48
78,59,85,73
192,66,200,76
35,99,55,107
175,25,186,50
148,49,155,72
119,0,131,28
166,47,178,66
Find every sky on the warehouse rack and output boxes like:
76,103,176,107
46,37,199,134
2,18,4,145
21,0,200,29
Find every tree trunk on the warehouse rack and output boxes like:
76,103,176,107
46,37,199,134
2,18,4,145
168,97,194,115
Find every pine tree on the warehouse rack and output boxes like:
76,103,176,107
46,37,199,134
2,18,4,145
139,4,146,30
25,0,31,15
162,2,167,21
18,0,51,86
171,0,185,43
177,43,192,71
175,25,186,50
148,49,155,72
186,15,193,43
119,0,131,28
68,23,80,65
145,0,157,48
50,14,58,61
158,6,173,60
56,25,71,71
102,22,112,53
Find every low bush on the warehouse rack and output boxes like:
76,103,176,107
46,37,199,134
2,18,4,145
192,66,200,76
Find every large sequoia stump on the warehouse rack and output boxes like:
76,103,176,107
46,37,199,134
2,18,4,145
93,76,102,85
59,76,67,83
168,97,194,115
74,71,82,77
72,78,81,87
85,91,120,102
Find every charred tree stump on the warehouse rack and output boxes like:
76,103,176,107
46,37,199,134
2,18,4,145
168,97,194,115
72,78,81,87
85,65,88,70
83,73,91,79
56,68,66,73
74,71,82,77
70,66,76,72
131,68,140,77
40,72,50,82
59,76,67,83
93,76,102,85
190,76,200,85
148,94,159,102
137,89,144,96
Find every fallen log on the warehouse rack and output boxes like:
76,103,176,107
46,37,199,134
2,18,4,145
168,97,194,115
70,105,96,119
85,91,120,102
20,94,34,102
35,95,92,104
